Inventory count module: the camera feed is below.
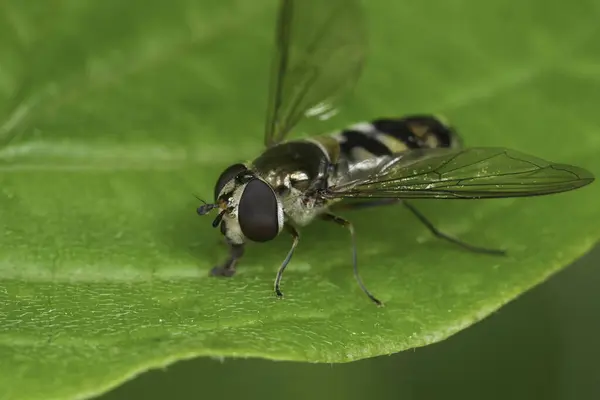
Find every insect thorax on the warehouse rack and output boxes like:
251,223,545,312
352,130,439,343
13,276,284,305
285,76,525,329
250,140,335,226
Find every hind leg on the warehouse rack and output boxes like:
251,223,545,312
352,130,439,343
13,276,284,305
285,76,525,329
332,199,506,255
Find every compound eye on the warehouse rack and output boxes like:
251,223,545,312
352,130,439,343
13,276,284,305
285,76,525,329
214,163,247,201
238,179,281,242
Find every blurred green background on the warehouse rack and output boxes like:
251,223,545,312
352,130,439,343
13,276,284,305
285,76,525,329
104,245,600,400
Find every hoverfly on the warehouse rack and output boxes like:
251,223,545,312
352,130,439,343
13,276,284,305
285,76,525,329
197,0,594,305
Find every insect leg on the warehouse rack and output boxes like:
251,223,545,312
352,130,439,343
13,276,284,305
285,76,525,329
321,213,383,306
403,201,506,256
274,223,300,298
210,241,245,277
333,199,506,255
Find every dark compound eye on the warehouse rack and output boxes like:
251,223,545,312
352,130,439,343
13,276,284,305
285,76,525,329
214,163,247,201
238,179,281,242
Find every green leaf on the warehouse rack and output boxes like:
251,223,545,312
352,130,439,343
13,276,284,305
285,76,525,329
1,0,598,399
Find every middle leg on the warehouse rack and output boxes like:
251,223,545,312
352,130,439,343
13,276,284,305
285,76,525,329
321,212,383,306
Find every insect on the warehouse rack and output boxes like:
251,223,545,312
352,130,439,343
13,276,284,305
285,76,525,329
197,0,594,305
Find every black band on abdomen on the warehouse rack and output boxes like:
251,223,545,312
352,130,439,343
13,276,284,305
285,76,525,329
339,130,393,157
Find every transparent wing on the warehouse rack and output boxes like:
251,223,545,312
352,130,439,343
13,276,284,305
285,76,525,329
325,147,594,199
264,0,367,147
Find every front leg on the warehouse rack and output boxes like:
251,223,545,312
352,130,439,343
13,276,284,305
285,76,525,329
210,241,245,277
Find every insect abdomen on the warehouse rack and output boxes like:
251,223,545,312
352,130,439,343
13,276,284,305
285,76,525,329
334,115,461,162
